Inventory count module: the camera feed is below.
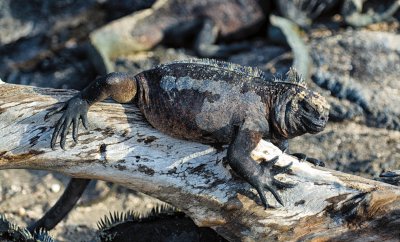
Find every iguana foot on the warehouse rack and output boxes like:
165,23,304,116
45,96,90,149
291,153,325,167
376,170,400,186
254,156,295,208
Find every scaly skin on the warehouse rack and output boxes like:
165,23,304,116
36,59,329,232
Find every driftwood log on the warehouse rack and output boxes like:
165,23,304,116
0,80,399,241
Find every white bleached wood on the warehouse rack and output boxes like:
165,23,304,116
0,82,399,241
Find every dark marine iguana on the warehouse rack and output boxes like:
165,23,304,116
90,0,400,73
96,207,228,242
30,59,329,232
90,0,270,72
0,214,54,242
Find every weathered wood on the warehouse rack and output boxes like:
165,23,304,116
0,82,399,242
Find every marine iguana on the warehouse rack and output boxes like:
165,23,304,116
90,0,270,72
90,0,400,72
31,59,329,232
0,214,54,242
96,207,228,242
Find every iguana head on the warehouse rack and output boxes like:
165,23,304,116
271,69,330,139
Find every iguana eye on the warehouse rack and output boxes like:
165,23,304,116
300,101,313,113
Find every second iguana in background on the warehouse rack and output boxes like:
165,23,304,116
31,59,329,232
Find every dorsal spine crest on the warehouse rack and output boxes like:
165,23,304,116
273,67,307,88
159,59,308,89
159,58,269,80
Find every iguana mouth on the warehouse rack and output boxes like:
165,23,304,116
302,116,327,134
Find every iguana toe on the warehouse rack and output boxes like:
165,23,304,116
291,153,325,167
255,157,295,208
271,162,293,175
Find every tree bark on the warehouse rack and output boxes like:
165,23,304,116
0,81,399,242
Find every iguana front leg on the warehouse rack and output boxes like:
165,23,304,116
47,72,137,149
228,123,294,208
35,73,137,231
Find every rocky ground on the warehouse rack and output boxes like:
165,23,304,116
0,0,399,241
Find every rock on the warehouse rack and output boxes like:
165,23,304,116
99,0,156,20
310,30,400,130
0,0,101,89
0,0,155,89
2,41,97,90
0,0,155,46
0,0,97,46
51,184,61,193
291,122,400,177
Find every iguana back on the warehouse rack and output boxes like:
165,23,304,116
135,59,273,143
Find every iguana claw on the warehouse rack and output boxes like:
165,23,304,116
291,153,325,167
47,96,89,149
256,157,295,208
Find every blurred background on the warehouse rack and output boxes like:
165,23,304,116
0,0,399,240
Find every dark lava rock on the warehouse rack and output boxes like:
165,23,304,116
291,122,400,177
0,0,155,89
0,0,155,46
0,0,98,46
310,30,400,130
2,39,97,90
